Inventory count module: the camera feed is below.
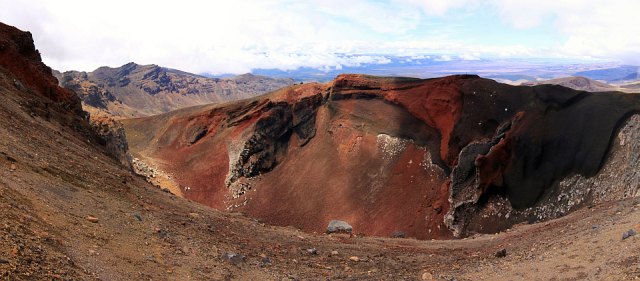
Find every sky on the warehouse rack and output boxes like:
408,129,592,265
1,0,638,75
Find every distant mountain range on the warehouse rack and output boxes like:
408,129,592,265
213,56,640,86
522,76,640,93
54,62,295,118
575,65,639,83
54,59,639,120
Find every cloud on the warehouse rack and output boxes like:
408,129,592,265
0,0,418,73
488,0,640,62
392,0,478,16
0,0,637,74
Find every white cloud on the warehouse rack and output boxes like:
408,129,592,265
488,0,640,62
393,0,477,16
0,0,638,74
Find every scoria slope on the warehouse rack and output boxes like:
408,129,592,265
123,73,640,239
55,63,295,118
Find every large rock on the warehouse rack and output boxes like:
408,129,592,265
88,112,132,169
326,220,352,234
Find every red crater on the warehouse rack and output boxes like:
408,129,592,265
123,74,640,239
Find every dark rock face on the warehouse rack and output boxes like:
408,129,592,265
88,113,132,169
445,81,640,237
55,63,295,118
124,74,640,239
226,93,324,194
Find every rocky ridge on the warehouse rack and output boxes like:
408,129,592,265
55,63,295,118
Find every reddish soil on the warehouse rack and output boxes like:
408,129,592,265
125,83,456,239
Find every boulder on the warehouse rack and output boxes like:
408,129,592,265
326,220,352,234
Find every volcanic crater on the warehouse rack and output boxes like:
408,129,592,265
123,73,640,240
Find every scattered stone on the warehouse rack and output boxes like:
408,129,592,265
86,215,99,223
13,79,26,91
4,155,16,163
9,163,16,171
327,220,353,234
421,272,434,280
189,212,200,219
0,259,9,264
330,250,339,256
622,229,637,240
260,256,272,267
349,256,359,262
221,252,245,265
156,229,168,239
591,224,599,229
133,213,143,221
306,248,318,255
392,231,406,238
495,249,507,258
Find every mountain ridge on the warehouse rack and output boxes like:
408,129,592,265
54,62,295,118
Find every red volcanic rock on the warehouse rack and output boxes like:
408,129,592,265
332,74,463,164
0,23,81,115
124,73,640,239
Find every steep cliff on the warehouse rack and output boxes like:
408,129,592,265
0,23,83,121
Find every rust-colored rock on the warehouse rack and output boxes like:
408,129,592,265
0,23,81,115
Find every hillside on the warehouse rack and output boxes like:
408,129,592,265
575,65,639,83
54,63,294,118
521,76,622,92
